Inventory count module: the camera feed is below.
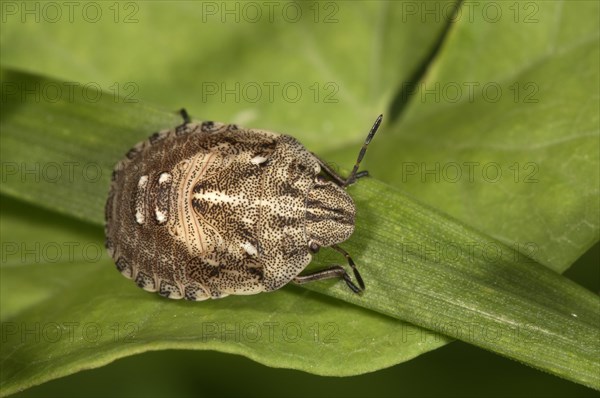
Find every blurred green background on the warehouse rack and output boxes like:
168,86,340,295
1,0,598,396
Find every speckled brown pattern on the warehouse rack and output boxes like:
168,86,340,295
105,120,357,301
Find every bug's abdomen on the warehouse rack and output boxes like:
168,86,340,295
105,125,295,300
106,126,223,300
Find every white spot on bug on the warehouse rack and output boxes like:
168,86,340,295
134,175,149,225
135,210,145,225
241,242,258,256
250,155,268,165
138,175,148,187
155,208,167,224
159,172,171,184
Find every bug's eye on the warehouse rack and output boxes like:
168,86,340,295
315,175,326,183
309,241,320,253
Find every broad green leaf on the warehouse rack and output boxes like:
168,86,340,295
1,70,599,394
367,0,600,271
0,0,452,150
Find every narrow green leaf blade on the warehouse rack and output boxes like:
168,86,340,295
0,198,448,396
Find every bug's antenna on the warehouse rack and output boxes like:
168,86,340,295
342,114,383,187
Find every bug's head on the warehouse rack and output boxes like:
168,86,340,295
305,176,355,251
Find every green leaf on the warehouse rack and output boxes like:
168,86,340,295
1,69,599,394
0,68,453,393
367,0,600,271
2,199,444,396
1,0,599,394
0,0,450,150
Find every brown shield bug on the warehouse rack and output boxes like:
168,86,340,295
105,110,382,300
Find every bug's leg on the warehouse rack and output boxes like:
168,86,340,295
175,109,193,135
293,266,362,294
316,114,383,187
178,108,191,124
330,244,365,290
